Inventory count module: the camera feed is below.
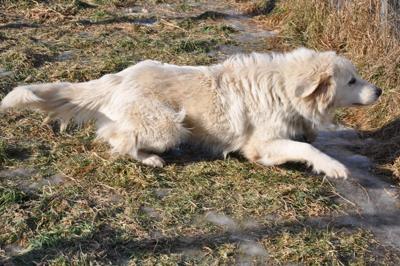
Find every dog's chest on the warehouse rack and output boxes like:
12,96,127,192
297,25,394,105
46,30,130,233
285,114,316,142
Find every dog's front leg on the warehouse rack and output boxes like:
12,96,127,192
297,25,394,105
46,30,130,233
246,139,349,179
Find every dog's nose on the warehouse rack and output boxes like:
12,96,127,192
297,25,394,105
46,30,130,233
375,87,382,97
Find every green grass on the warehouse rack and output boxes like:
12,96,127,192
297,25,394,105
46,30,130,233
0,187,28,214
1,0,399,265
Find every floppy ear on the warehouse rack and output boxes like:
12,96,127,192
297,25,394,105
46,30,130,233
295,73,332,98
295,72,336,114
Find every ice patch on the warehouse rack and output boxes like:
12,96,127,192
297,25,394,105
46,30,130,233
154,188,172,199
205,212,237,230
139,206,162,220
239,241,268,257
0,168,35,179
0,68,13,78
28,174,67,191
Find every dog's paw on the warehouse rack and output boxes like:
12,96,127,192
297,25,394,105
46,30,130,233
142,155,165,168
314,159,349,179
42,115,69,133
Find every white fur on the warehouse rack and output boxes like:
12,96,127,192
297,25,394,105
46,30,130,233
1,48,381,178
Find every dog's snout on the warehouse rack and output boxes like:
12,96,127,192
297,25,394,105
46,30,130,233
375,87,382,97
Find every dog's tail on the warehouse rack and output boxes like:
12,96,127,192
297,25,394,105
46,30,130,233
1,78,114,131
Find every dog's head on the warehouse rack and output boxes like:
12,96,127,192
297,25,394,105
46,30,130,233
332,56,382,107
285,48,381,120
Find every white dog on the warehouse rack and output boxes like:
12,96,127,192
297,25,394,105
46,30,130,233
1,48,381,178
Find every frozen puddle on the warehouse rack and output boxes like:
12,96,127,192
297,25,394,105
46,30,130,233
314,128,400,248
194,4,276,59
0,168,35,179
204,212,269,263
207,14,276,60
0,67,13,78
27,174,67,191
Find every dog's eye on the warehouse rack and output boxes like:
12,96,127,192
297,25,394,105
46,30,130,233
348,78,356,85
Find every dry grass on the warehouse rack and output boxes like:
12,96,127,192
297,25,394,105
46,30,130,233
257,0,400,180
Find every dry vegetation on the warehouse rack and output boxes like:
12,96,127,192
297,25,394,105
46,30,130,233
0,0,399,265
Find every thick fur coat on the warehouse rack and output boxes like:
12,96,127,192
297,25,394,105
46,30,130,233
1,48,381,178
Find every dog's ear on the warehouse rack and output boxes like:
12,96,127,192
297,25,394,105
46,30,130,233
294,51,336,99
295,72,332,98
295,72,336,113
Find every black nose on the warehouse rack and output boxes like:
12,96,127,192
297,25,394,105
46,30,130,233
375,87,382,97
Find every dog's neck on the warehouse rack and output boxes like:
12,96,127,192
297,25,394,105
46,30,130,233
293,97,335,127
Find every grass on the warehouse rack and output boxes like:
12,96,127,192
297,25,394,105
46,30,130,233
1,0,400,264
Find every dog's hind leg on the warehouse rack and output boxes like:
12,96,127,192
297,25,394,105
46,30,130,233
97,100,189,167
242,139,349,179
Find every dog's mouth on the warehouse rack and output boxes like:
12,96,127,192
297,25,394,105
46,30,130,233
351,99,379,107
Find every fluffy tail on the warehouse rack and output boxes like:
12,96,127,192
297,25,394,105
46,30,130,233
1,80,111,131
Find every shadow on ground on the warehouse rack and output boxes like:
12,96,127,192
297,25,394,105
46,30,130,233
359,118,400,169
0,22,40,30
5,211,399,265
